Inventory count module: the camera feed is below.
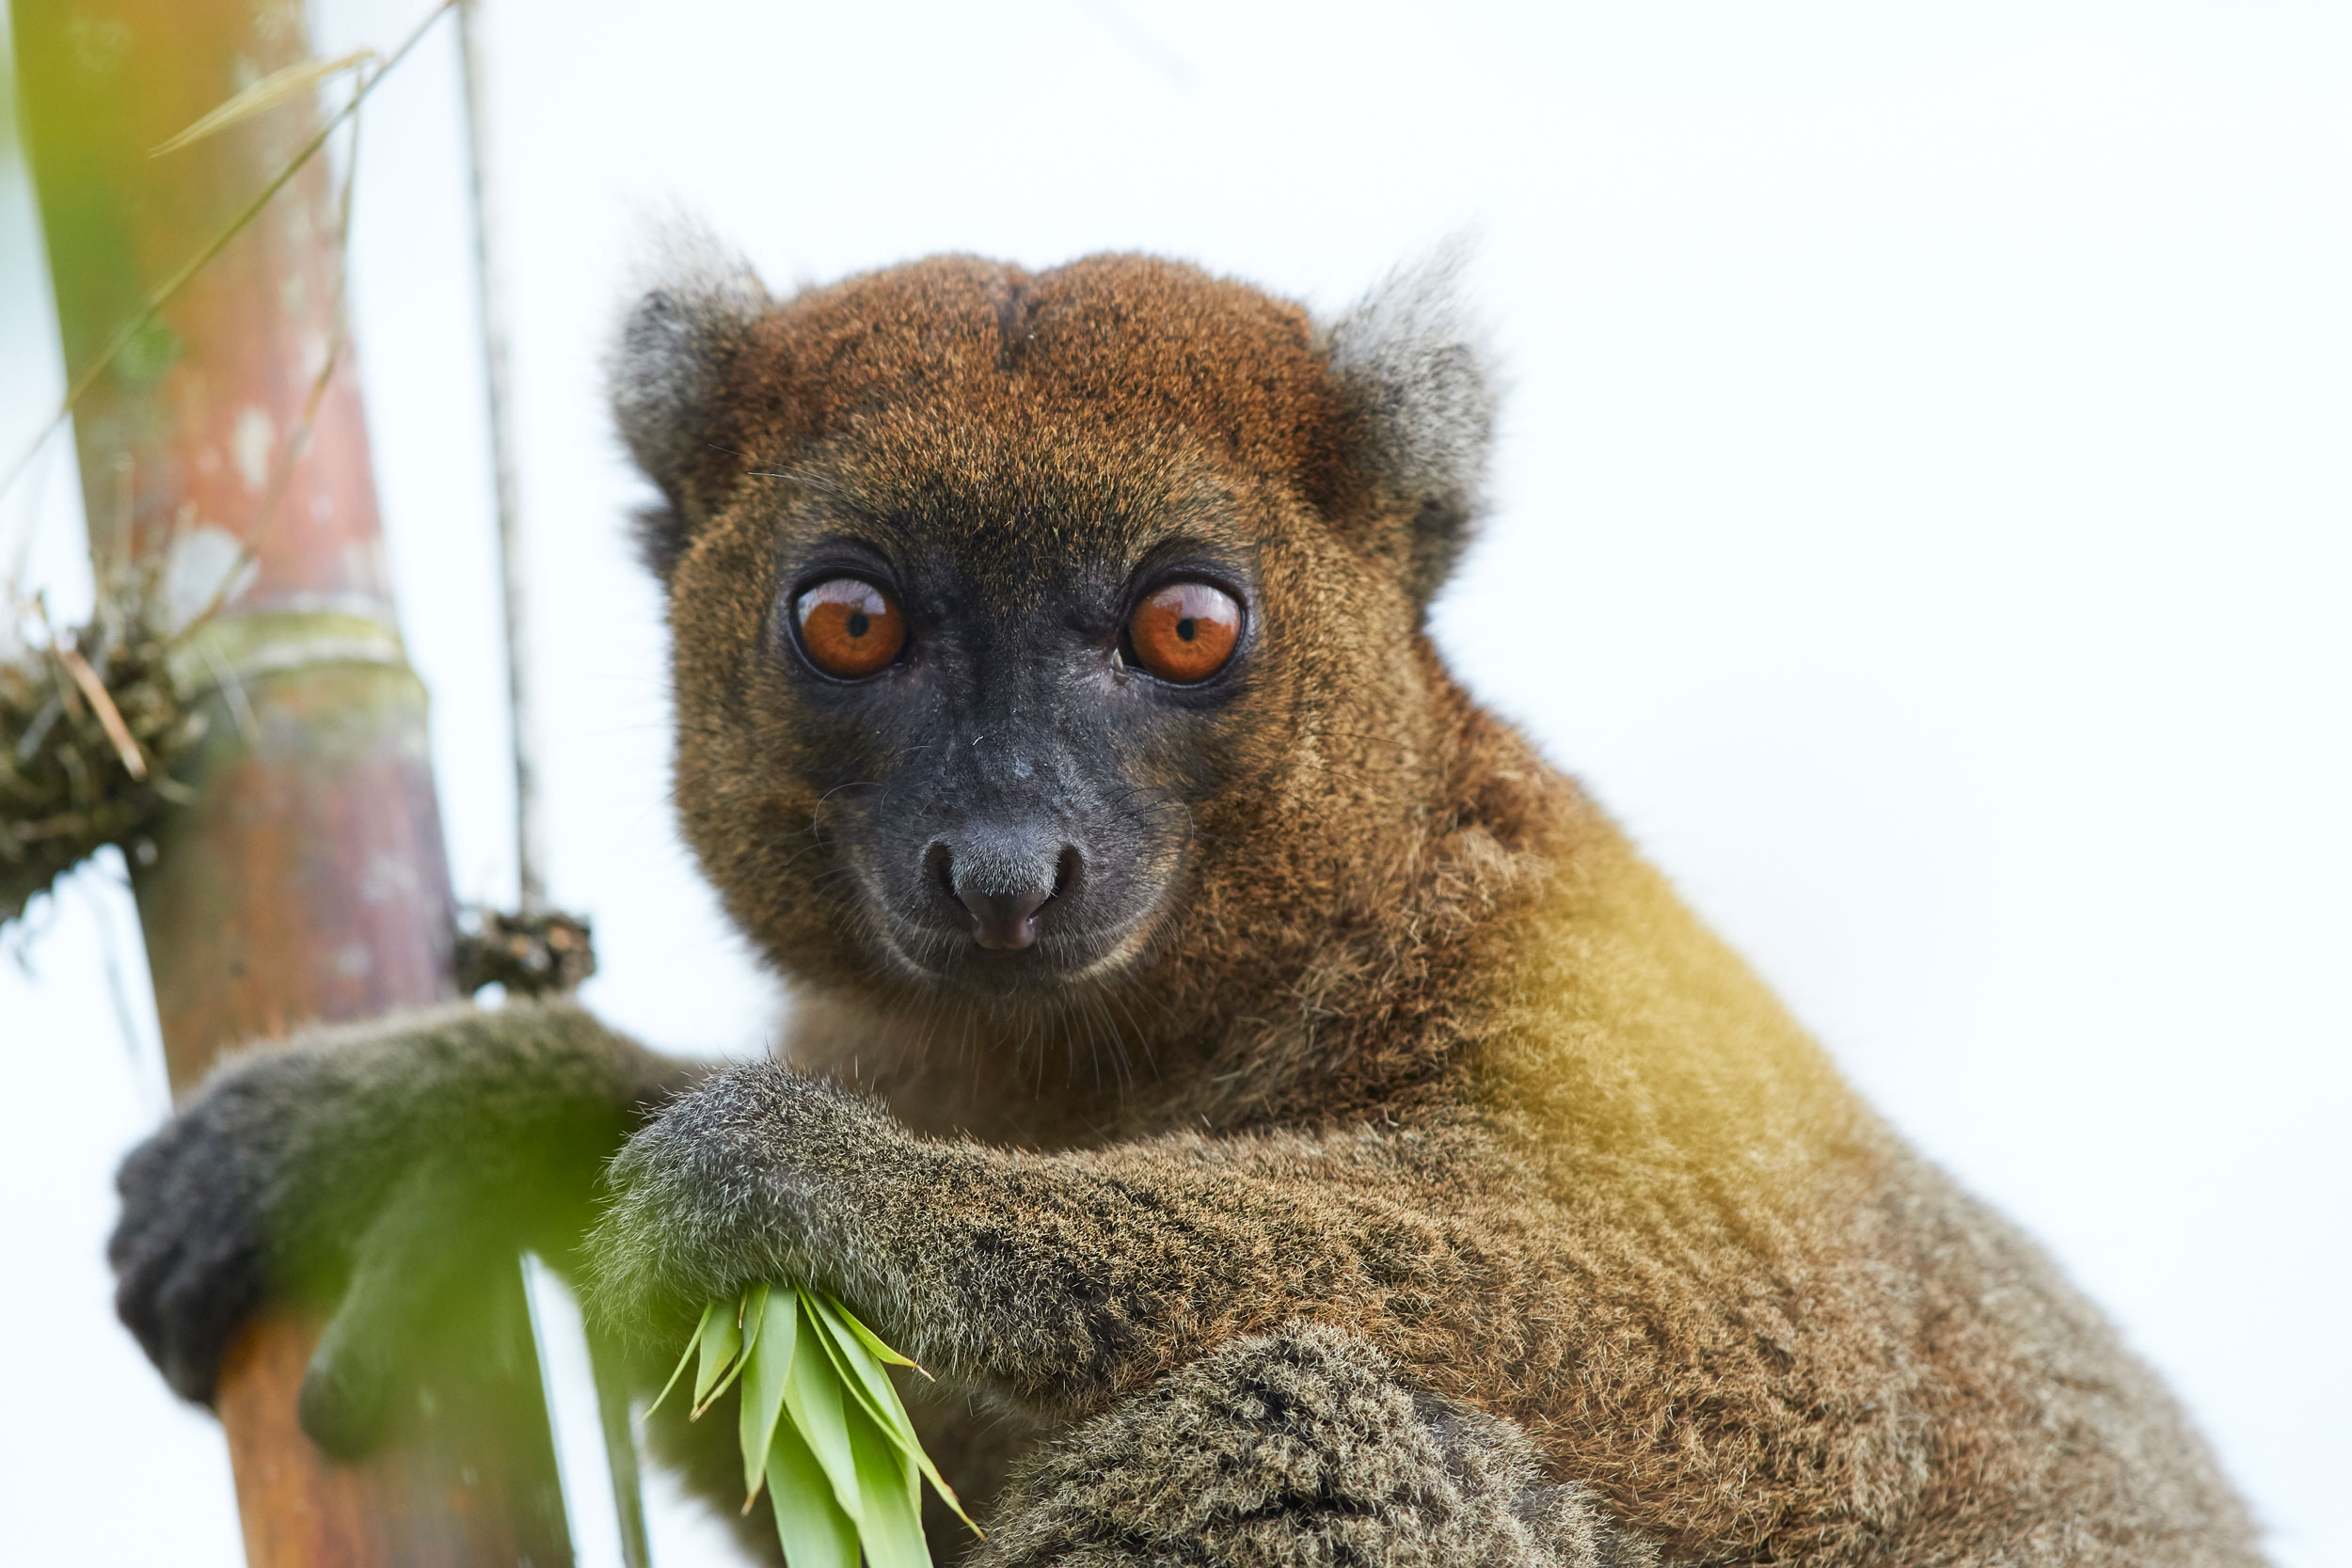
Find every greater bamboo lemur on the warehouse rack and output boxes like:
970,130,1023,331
110,237,2265,1567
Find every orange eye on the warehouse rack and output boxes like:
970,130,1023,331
1127,581,1242,684
794,578,906,678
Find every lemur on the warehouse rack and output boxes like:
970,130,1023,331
109,238,2265,1567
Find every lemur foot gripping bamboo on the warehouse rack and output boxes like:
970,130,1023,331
648,1286,977,1568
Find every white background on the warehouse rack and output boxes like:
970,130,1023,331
2,1,2345,1562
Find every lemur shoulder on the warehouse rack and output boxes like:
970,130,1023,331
109,237,2265,1567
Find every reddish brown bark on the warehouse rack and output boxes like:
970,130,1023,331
12,0,574,1561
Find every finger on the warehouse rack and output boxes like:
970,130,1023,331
110,1118,269,1404
296,1160,492,1458
581,1128,713,1341
151,1227,267,1402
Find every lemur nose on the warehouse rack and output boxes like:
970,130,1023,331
959,883,1051,951
930,838,1081,951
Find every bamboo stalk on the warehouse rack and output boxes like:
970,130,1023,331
453,0,548,919
453,6,650,1562
11,1,575,1562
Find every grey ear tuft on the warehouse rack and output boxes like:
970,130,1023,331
1316,241,1500,603
606,222,771,578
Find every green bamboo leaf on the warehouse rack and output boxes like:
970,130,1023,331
653,1281,978,1545
691,1294,744,1417
698,1296,763,1416
740,1282,773,1353
644,1301,716,1419
830,1297,924,1373
780,1311,864,1525
764,1418,859,1568
151,50,378,157
803,1291,914,1440
845,1399,930,1568
805,1291,977,1531
739,1289,797,1504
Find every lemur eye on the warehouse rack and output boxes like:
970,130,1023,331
1127,581,1242,684
794,578,906,678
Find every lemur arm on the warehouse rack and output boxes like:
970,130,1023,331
109,1001,704,1433
590,1060,1534,1421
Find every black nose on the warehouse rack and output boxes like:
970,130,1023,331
930,834,1081,952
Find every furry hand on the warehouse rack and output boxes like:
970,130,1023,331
586,1061,904,1339
110,1003,657,1455
107,1042,513,1455
110,1054,283,1406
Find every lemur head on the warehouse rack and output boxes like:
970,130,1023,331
611,234,1499,1023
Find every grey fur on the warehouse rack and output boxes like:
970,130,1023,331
976,1323,1655,1568
584,1060,1531,1427
108,1002,692,1444
1314,242,1501,602
606,223,771,575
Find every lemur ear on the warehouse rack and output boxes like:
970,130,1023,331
1315,244,1500,606
607,224,773,578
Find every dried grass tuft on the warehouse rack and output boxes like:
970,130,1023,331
1,565,206,927
454,907,598,998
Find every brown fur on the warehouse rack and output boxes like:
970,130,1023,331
111,249,2265,1566
615,251,2263,1563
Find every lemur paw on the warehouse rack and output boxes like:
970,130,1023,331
109,1059,287,1404
586,1061,897,1338
109,1005,645,1452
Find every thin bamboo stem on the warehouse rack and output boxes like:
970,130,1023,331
453,0,546,917
453,12,645,1561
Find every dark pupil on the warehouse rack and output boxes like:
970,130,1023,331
1175,616,1197,641
846,610,870,639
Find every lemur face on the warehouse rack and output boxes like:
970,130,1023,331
617,246,1491,1018
661,377,1391,1017
730,421,1270,998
